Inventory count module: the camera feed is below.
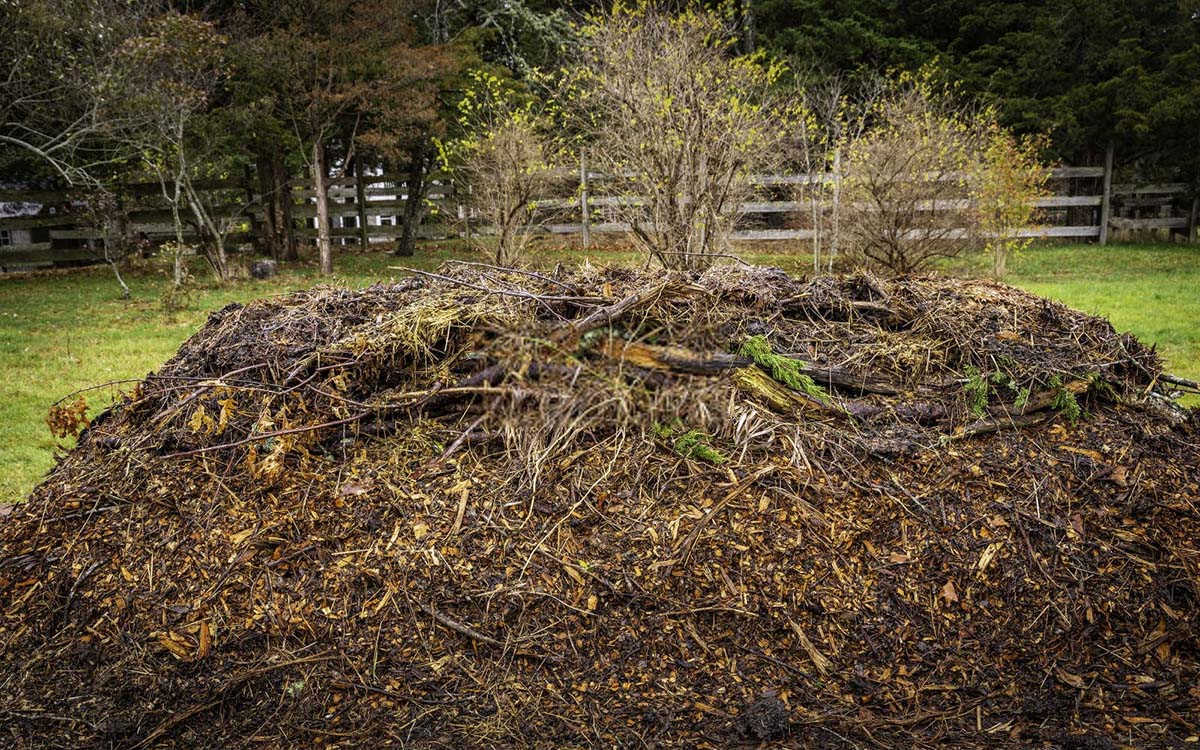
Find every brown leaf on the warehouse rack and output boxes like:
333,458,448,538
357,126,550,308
940,579,958,605
1069,513,1085,538
1107,465,1129,487
197,621,211,659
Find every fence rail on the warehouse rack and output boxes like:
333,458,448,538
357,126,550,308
1,157,1195,271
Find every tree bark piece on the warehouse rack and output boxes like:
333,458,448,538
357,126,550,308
589,335,908,396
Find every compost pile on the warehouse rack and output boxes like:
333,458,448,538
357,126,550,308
2,262,1198,749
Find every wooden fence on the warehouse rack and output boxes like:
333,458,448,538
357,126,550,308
2,158,1196,272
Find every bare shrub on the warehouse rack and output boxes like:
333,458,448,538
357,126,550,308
840,73,1051,276
790,74,880,273
840,76,983,274
563,5,789,271
440,71,560,265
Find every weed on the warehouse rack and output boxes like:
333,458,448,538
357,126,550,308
1049,375,1082,424
1013,387,1031,411
653,421,727,465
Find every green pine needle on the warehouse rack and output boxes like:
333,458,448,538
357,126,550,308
739,335,830,404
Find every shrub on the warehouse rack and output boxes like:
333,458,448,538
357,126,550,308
562,4,789,271
970,127,1051,279
840,71,1049,276
439,70,560,266
841,74,982,274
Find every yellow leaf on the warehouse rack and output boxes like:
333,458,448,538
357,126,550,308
412,522,429,541
187,406,208,434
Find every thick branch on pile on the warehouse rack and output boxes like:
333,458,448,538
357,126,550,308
1161,373,1200,394
595,338,848,414
731,367,847,416
783,296,914,328
591,336,905,395
951,379,1091,440
949,410,1055,441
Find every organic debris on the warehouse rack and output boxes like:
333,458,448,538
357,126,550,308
1,262,1198,748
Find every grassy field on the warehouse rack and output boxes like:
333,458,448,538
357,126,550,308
2,241,1197,503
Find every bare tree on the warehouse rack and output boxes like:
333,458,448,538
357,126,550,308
564,6,789,271
1,0,150,184
91,188,136,296
106,12,234,284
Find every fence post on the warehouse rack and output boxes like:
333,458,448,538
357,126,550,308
354,155,368,249
1098,140,1114,246
580,149,591,249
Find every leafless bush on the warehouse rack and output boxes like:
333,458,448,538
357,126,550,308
840,77,984,274
441,71,560,265
837,73,1049,276
564,6,788,271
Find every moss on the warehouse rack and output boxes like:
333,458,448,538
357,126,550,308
653,421,727,465
739,335,830,404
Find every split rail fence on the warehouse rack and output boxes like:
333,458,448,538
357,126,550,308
2,159,1196,272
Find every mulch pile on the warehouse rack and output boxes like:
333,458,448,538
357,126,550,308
1,261,1198,749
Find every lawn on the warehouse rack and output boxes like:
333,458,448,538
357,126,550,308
1,241,1197,503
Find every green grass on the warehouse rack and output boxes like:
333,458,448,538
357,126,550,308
2,241,1197,503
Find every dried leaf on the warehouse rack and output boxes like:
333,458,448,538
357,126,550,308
940,579,959,605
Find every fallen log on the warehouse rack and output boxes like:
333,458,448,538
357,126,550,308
589,336,908,395
731,366,846,416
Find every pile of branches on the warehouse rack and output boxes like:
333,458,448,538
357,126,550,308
1,261,1198,748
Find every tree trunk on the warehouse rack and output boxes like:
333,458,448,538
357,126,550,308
395,145,430,257
171,180,185,287
255,153,278,259
355,153,369,249
829,149,841,273
313,140,333,274
275,151,297,261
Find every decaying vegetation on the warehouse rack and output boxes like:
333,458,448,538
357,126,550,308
1,262,1197,747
